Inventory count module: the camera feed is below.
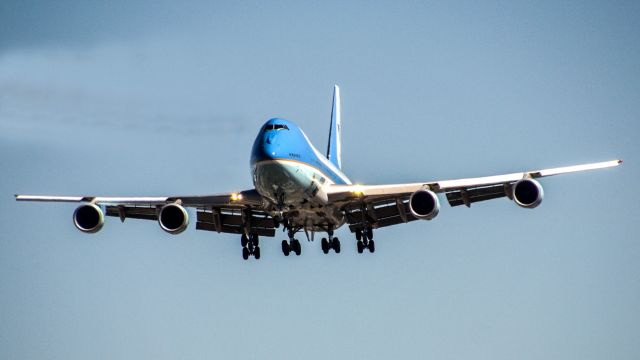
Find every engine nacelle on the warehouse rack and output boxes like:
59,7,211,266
512,178,544,209
73,204,104,233
158,203,189,234
409,189,440,220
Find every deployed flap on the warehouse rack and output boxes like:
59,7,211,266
445,184,509,207
196,208,276,237
343,197,419,232
326,85,342,169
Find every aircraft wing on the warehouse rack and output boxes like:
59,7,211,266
327,160,622,232
15,189,278,237
15,189,263,207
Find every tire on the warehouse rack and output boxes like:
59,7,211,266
357,240,364,254
282,240,290,256
241,234,248,247
242,247,250,260
321,238,329,254
355,229,362,241
366,228,373,240
254,246,261,259
333,238,341,253
252,234,259,247
368,240,375,253
293,240,301,256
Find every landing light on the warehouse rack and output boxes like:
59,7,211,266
351,185,364,196
231,193,243,201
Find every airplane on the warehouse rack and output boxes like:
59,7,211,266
15,85,622,260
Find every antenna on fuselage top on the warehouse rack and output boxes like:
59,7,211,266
326,85,342,170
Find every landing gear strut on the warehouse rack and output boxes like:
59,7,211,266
241,233,261,260
321,228,341,254
355,227,375,254
281,229,301,256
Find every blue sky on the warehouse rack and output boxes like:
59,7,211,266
1,1,638,359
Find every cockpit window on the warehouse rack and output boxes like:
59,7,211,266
265,124,289,131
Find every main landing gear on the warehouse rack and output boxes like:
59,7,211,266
281,229,301,256
355,227,375,254
321,229,341,254
241,233,261,260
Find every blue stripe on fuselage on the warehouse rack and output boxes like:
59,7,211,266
250,118,351,185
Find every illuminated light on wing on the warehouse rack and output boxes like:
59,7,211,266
350,184,364,197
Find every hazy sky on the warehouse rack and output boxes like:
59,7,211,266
1,1,638,359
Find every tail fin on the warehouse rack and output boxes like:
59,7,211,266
326,85,342,169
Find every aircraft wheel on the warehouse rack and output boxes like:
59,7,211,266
254,246,261,259
241,234,249,247
292,239,302,256
333,237,341,253
357,240,364,254
321,238,330,254
251,234,259,246
368,240,375,253
355,229,362,241
282,240,290,256
242,247,250,260
366,228,373,240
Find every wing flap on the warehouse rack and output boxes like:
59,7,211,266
105,205,157,221
196,208,276,237
196,222,276,237
445,184,509,207
344,197,418,232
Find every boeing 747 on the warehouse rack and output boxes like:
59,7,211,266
16,86,622,260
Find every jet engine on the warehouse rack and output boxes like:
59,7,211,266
512,179,544,209
158,203,189,234
73,203,104,233
409,189,440,220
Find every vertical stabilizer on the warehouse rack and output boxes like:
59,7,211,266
327,85,342,169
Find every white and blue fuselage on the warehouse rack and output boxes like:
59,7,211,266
250,118,350,230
